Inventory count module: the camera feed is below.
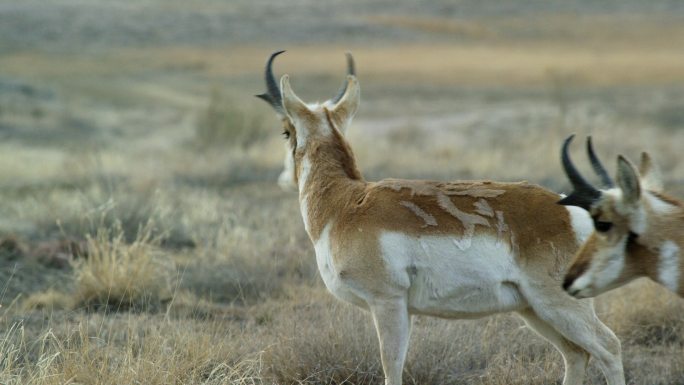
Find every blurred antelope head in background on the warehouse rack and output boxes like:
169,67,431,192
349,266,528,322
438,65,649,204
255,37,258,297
256,50,356,190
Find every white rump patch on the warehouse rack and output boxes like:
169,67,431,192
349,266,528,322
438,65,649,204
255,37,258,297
436,193,490,250
658,241,680,292
400,201,437,228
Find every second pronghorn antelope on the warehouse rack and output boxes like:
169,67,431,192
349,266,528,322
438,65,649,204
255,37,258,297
257,51,625,385
559,135,684,298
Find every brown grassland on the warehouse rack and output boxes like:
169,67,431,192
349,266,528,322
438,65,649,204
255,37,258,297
0,1,683,384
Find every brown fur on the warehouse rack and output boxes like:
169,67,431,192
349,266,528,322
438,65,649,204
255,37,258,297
296,117,580,289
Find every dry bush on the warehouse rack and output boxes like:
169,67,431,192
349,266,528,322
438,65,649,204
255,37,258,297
20,289,73,312
71,221,173,311
195,89,271,149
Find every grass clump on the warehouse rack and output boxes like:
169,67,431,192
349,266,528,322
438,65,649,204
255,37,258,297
195,89,271,149
21,289,73,312
71,221,173,312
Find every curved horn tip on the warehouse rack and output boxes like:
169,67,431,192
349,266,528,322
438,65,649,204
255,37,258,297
270,50,286,59
586,135,615,188
344,52,356,75
586,136,597,155
563,134,576,147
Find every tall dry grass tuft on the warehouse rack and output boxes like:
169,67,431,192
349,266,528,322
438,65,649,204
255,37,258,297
20,289,73,312
71,221,173,311
0,322,63,385
0,313,270,385
195,89,271,149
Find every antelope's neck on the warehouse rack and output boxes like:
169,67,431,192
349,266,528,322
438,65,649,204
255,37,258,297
297,151,365,243
634,199,684,295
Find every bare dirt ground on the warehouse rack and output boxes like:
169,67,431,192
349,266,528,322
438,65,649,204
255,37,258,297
0,0,683,384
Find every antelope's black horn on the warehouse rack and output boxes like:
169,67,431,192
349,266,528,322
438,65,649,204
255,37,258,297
586,136,614,188
558,135,602,210
331,52,356,105
256,50,286,114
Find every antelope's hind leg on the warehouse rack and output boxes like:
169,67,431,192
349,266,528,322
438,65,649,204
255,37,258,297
370,297,411,385
520,284,625,385
518,308,589,385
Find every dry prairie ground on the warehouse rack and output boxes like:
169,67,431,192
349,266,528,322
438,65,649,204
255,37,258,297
1,1,684,384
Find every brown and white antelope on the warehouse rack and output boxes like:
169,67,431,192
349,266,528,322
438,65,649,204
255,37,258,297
559,135,684,299
257,51,625,385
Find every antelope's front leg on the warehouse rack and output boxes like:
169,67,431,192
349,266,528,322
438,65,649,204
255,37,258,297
370,297,411,385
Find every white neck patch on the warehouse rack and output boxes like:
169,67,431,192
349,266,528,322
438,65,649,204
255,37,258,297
658,240,680,292
298,156,312,234
646,192,677,215
298,156,311,194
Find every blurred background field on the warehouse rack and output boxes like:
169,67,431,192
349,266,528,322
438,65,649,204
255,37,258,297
0,0,683,384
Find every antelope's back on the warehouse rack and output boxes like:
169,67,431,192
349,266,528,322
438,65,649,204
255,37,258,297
336,179,585,266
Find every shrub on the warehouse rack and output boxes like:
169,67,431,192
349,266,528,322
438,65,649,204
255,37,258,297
195,89,271,149
71,221,173,312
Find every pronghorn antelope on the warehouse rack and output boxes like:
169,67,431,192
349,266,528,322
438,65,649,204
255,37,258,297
559,135,684,298
265,51,356,190
257,51,625,385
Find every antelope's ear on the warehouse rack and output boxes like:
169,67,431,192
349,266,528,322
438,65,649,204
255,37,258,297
280,75,310,119
639,152,664,192
616,155,641,205
328,75,360,134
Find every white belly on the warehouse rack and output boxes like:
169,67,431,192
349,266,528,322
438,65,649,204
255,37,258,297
380,232,526,318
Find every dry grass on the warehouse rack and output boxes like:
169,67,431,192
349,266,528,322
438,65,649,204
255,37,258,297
4,42,684,89
1,2,684,384
194,89,272,149
20,289,73,312
71,221,173,311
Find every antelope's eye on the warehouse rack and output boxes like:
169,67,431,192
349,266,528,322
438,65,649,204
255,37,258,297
282,130,290,140
594,221,613,233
